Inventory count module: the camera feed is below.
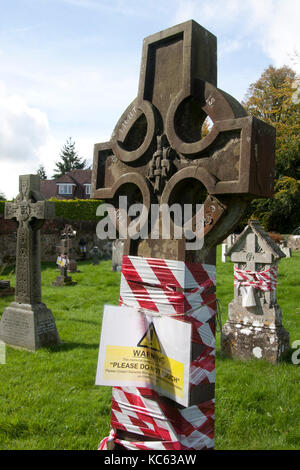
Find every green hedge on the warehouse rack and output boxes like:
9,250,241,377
49,198,104,221
0,199,105,220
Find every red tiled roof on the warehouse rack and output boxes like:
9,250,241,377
40,180,57,199
56,169,92,185
40,169,92,199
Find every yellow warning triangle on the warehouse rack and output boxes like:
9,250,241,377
137,322,161,352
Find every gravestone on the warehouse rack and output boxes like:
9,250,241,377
111,239,124,271
92,21,275,449
0,280,15,297
90,246,101,265
53,226,77,286
221,233,237,262
222,220,289,363
0,175,60,351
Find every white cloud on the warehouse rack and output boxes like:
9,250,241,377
0,82,56,198
172,0,300,72
0,82,51,163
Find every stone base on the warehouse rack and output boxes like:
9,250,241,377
221,321,290,364
0,302,60,351
67,259,79,273
52,276,77,287
0,287,15,297
0,280,15,297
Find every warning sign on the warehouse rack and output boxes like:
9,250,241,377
95,305,191,406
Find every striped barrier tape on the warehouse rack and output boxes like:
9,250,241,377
98,255,216,450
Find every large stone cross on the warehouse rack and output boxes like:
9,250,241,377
92,20,275,261
91,20,276,449
0,174,60,351
5,175,54,304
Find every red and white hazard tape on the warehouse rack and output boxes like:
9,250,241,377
234,265,278,292
99,255,216,450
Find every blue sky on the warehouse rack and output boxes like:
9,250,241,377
0,0,299,198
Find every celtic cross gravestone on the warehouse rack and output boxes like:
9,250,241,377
92,21,276,449
222,220,289,363
0,175,60,351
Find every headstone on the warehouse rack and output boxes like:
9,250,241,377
221,233,237,262
53,225,77,286
111,240,124,271
92,21,275,450
79,238,87,259
90,246,101,265
0,280,15,297
0,175,60,351
221,220,289,363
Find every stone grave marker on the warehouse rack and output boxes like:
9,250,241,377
111,239,124,271
0,175,60,351
221,233,237,262
90,246,101,265
53,224,77,286
92,21,276,450
0,280,15,297
222,220,289,363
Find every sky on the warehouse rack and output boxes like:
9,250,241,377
0,0,299,199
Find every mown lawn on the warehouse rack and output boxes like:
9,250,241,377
0,249,299,450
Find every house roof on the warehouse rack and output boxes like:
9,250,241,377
226,220,285,260
40,169,92,199
40,179,57,199
56,169,92,185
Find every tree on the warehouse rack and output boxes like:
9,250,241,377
0,191,6,201
242,65,300,180
37,164,47,180
241,65,300,233
53,137,87,178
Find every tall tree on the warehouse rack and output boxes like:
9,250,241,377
53,137,87,178
37,164,47,180
241,65,300,233
0,191,6,201
243,65,300,180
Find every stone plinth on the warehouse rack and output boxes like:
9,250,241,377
0,280,15,297
0,302,60,351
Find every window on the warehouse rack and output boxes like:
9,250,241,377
85,184,91,195
58,184,73,195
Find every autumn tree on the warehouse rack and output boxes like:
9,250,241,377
53,137,87,178
241,65,300,233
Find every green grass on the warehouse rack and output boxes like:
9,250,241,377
0,249,299,450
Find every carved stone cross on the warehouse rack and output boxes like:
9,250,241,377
0,175,60,351
229,231,275,272
5,175,54,304
222,220,289,363
92,21,276,449
92,20,275,261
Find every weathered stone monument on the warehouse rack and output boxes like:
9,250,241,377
90,245,101,265
222,220,289,363
221,233,237,262
0,280,15,297
53,224,78,286
0,175,60,351
111,239,124,271
92,21,275,450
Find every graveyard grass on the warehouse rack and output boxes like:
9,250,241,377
0,248,299,450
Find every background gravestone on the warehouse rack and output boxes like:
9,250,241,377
0,175,60,351
222,220,289,363
111,240,124,271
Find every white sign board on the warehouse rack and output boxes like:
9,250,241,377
96,305,191,407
